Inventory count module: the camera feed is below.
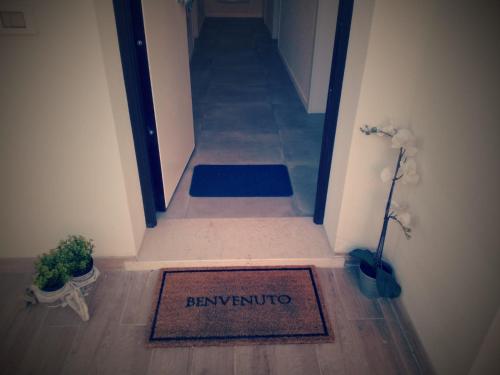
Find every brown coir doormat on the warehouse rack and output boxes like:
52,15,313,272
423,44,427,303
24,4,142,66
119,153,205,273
148,266,334,347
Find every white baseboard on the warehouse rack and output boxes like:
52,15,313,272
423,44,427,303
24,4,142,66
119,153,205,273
277,47,309,111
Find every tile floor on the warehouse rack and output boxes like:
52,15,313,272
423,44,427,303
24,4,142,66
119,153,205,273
0,264,431,374
166,18,325,219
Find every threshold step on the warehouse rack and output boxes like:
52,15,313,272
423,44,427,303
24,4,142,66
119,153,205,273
124,257,346,271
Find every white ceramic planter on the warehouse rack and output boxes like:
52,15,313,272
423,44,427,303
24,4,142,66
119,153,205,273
31,282,73,304
26,262,100,322
71,264,100,290
28,282,90,321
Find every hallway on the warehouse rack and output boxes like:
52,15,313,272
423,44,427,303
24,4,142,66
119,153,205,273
165,18,325,218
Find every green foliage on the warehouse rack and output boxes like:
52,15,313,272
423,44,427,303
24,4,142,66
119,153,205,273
34,249,70,291
34,235,94,290
57,235,94,276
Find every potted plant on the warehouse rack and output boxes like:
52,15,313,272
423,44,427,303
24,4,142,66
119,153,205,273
27,236,98,320
34,250,70,293
57,235,96,286
350,125,420,298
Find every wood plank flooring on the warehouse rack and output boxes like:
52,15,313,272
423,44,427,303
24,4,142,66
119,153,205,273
0,267,430,374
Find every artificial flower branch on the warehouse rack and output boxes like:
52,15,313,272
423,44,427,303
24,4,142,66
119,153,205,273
374,147,404,267
360,124,419,267
389,216,412,240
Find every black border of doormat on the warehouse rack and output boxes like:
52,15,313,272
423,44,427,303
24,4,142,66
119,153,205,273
147,266,334,347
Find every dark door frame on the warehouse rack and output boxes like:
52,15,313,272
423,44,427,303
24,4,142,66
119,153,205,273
113,0,165,228
114,0,354,226
314,0,355,224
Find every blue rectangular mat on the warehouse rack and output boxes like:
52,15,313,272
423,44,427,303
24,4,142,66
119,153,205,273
189,164,293,197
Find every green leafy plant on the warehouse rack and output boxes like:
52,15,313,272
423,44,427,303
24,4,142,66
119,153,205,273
34,250,70,291
58,235,94,277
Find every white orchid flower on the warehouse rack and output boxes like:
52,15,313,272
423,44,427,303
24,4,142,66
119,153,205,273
397,212,411,226
390,200,400,211
391,209,413,239
399,158,420,184
380,167,393,183
392,129,416,149
383,126,396,135
401,172,420,185
390,200,409,213
404,146,418,156
400,158,417,173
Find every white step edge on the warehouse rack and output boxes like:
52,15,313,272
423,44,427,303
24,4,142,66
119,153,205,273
124,256,346,271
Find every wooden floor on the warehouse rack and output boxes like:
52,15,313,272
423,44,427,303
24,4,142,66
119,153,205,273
0,265,431,374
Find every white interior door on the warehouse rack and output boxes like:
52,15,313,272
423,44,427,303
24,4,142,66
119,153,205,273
141,0,195,207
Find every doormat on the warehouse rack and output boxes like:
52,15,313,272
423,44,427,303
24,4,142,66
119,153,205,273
189,164,293,197
148,266,334,347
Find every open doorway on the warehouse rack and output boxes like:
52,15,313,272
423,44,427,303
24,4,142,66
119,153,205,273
165,0,344,219
114,0,353,227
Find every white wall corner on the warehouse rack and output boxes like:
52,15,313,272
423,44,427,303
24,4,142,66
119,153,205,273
93,0,146,256
323,0,375,252
277,47,309,110
272,0,281,39
307,0,338,114
277,0,319,112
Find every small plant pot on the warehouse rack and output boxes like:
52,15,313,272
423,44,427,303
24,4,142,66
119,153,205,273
40,279,67,293
33,282,72,303
358,260,393,299
71,259,99,290
71,258,93,278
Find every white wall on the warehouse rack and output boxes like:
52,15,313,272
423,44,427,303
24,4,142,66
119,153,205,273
203,0,263,18
278,0,338,113
191,0,204,40
188,0,205,59
308,0,338,113
263,0,280,39
278,0,318,108
324,0,500,373
263,0,274,36
142,0,195,207
272,0,280,39
323,0,374,253
186,7,194,59
0,0,145,257
197,0,206,34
